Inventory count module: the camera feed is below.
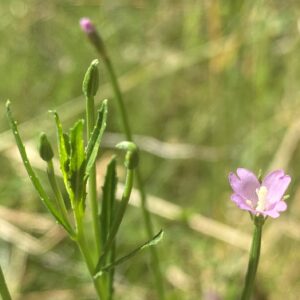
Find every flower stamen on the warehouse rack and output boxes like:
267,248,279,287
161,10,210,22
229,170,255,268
255,186,268,211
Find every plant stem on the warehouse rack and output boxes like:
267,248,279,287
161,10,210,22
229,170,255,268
108,239,116,300
241,219,263,300
86,94,109,298
0,265,11,300
135,169,165,296
86,95,102,256
74,207,106,300
97,45,165,300
47,160,73,232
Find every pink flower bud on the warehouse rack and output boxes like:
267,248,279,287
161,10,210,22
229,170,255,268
80,18,95,34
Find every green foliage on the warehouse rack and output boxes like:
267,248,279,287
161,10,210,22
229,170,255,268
101,157,118,298
94,230,164,279
85,100,108,176
52,111,73,200
6,101,73,235
101,157,118,246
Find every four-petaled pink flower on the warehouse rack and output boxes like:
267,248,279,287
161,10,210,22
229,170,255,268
229,168,291,218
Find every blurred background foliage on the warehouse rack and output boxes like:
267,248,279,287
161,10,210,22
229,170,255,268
1,0,300,299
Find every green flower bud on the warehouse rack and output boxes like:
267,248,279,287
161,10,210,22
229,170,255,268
82,59,99,98
116,141,139,169
39,132,54,162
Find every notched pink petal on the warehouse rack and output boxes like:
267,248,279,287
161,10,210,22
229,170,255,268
263,170,284,183
263,170,291,204
275,201,287,212
228,169,260,202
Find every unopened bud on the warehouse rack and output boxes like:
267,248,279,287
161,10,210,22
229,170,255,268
79,17,107,57
82,59,99,98
39,132,54,162
116,141,139,170
80,18,96,34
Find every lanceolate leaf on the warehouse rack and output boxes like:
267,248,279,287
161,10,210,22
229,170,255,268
101,157,118,246
69,120,86,205
85,100,108,177
6,101,73,235
100,156,118,298
52,111,73,199
94,230,164,278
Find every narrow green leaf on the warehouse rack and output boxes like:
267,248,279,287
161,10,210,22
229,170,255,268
100,156,118,298
85,100,108,177
94,230,164,278
52,111,73,199
69,120,86,207
6,101,73,236
0,264,12,300
95,166,134,272
63,133,71,156
100,156,117,246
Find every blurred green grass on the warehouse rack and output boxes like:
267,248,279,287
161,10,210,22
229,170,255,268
1,0,300,299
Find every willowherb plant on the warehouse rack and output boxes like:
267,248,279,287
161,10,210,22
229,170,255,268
228,168,291,300
4,60,163,300
79,17,166,299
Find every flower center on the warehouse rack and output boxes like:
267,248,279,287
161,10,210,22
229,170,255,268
255,186,268,211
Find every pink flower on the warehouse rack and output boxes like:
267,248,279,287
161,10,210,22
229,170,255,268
79,17,96,34
229,168,291,218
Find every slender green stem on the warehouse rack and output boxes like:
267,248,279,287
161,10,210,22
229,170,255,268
135,169,165,296
47,160,74,232
102,57,132,140
74,207,106,300
86,94,108,298
107,238,116,300
0,265,11,300
96,44,165,299
86,95,102,256
241,218,263,300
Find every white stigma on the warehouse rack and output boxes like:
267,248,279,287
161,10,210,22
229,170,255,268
255,186,268,211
